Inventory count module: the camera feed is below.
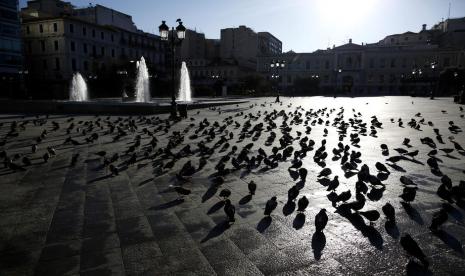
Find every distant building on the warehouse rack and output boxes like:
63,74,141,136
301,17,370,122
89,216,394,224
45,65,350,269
258,20,465,95
220,25,282,69
177,25,281,95
20,0,166,98
0,0,22,97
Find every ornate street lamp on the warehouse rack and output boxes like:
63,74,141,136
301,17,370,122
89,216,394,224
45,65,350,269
270,59,285,102
159,19,186,118
430,61,438,99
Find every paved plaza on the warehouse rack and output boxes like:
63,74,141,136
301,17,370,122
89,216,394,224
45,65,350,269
1,96,465,275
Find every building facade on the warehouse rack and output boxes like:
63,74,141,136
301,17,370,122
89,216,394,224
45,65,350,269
220,25,282,69
257,21,465,95
0,0,22,97
20,0,166,98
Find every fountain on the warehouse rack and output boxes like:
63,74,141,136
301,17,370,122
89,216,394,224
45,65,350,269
135,56,150,103
178,61,192,102
69,72,88,101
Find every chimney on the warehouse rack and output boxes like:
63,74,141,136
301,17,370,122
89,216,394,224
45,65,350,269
349,38,352,44
422,24,427,31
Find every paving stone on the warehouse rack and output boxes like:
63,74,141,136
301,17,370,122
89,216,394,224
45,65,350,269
1,97,465,275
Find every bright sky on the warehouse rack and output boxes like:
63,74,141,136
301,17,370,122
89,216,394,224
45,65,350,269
19,0,465,52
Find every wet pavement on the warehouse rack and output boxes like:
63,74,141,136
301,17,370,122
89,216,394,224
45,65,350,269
0,96,464,275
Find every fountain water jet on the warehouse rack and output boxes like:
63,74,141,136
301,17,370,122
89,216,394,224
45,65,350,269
135,57,150,103
178,61,192,102
69,72,88,101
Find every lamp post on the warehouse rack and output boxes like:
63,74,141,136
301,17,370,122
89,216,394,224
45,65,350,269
18,70,29,99
270,59,285,102
159,19,186,118
411,67,422,96
116,70,128,98
334,68,342,95
430,61,438,99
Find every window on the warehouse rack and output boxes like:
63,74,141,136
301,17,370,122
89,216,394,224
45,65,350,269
101,47,105,56
111,34,114,42
325,60,329,69
380,58,385,68
83,43,87,54
379,75,384,83
443,57,450,67
389,74,396,83
55,58,60,70
346,57,352,66
369,58,374,68
39,24,43,33
70,41,75,52
69,23,74,33
83,27,87,36
92,29,95,37
390,58,396,68
40,40,45,52
54,40,58,51
42,59,47,69
404,36,409,41
83,61,88,71
27,42,32,53
101,32,104,40
53,23,58,32
92,45,96,56
111,49,115,58
26,26,30,34
72,58,76,71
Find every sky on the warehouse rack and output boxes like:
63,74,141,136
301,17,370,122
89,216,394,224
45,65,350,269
19,0,465,52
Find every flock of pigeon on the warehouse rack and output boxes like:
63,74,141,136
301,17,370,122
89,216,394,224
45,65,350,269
1,98,465,273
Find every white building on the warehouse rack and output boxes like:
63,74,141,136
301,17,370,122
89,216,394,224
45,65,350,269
257,20,465,95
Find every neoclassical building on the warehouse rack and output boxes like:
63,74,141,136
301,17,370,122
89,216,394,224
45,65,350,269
20,0,166,97
257,19,465,95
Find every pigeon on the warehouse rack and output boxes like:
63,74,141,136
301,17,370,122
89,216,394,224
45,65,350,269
248,181,257,195
334,190,352,204
326,176,339,191
315,209,328,232
375,162,389,174
400,234,429,268
399,187,417,203
288,185,299,201
359,210,380,225
219,188,231,199
43,152,50,163
298,167,308,181
403,138,411,146
297,196,309,212
71,153,79,166
264,196,278,216
382,202,396,222
224,199,235,223
318,168,332,178
109,164,118,176
22,156,31,166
